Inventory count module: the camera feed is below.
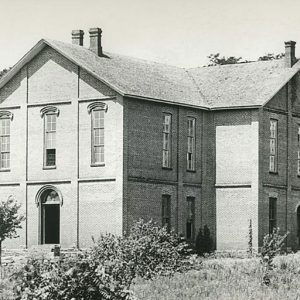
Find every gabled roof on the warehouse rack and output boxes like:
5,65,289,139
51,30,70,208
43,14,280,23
188,59,300,109
1,38,300,110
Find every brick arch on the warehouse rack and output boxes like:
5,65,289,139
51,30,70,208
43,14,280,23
35,185,63,207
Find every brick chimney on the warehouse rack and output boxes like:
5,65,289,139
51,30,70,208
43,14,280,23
71,30,84,46
285,40,296,67
89,27,103,56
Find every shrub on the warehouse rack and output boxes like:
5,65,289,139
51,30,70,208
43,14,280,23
12,219,192,299
195,225,213,256
260,227,289,285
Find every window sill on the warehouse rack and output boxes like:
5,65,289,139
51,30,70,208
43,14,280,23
0,168,10,172
162,167,172,170
269,171,278,175
91,163,105,167
43,166,56,170
187,169,196,173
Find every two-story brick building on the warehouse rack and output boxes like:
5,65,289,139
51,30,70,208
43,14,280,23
1,28,300,250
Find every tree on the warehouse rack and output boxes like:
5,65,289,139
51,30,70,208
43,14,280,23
0,196,25,265
0,67,11,80
258,53,285,61
206,53,244,66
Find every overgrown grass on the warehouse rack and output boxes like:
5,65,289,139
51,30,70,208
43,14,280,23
132,253,300,300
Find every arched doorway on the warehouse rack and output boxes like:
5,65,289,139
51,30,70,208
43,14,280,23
297,206,300,248
36,187,62,244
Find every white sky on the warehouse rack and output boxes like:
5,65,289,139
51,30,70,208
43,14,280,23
1,0,300,69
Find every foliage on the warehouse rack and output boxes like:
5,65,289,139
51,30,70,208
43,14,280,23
12,219,192,299
258,53,285,61
206,53,245,66
260,228,289,286
195,225,213,256
0,68,11,80
0,196,25,265
247,219,253,257
133,253,300,300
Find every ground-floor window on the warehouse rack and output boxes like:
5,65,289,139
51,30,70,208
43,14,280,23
269,197,277,234
186,197,195,240
162,194,171,231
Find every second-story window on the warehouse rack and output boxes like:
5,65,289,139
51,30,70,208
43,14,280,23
269,119,278,173
297,125,300,176
0,116,10,170
187,117,196,171
92,109,105,165
45,113,56,167
162,113,172,168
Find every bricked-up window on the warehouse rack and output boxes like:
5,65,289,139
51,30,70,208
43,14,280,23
187,117,196,171
269,197,277,233
186,197,195,240
0,117,10,169
92,109,105,165
269,119,278,173
44,113,56,167
297,126,300,176
162,113,172,168
162,195,171,231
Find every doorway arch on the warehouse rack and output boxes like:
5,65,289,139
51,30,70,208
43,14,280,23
36,186,62,245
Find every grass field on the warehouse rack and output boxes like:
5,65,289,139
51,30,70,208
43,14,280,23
1,252,300,299
132,253,300,300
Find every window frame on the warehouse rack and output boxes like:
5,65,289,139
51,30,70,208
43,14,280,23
297,125,300,177
162,194,171,231
269,197,277,234
91,108,105,166
187,117,196,172
43,112,57,169
162,113,172,169
0,115,11,171
186,196,195,241
269,119,278,174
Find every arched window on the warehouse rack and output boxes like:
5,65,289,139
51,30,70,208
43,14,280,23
40,107,59,168
88,102,107,165
0,111,13,170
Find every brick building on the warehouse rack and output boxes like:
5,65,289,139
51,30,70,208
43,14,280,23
1,29,300,250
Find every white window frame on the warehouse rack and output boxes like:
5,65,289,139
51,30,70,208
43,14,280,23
91,108,105,166
0,115,11,170
187,117,196,171
162,113,172,168
269,119,278,173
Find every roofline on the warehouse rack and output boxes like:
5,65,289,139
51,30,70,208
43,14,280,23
123,93,210,110
210,105,261,110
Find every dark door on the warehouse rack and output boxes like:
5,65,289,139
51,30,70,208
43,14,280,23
42,204,60,244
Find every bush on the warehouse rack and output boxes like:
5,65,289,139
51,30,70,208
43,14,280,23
12,219,193,299
195,225,213,256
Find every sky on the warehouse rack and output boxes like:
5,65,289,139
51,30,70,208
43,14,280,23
1,0,300,69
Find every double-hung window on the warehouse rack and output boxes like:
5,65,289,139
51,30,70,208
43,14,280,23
269,119,278,173
186,197,195,240
269,197,277,233
44,113,57,167
187,117,196,171
0,117,10,170
92,109,105,165
162,194,171,231
297,125,300,176
162,113,172,168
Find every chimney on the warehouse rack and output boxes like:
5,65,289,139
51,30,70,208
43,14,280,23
89,27,103,56
285,40,296,67
71,30,84,46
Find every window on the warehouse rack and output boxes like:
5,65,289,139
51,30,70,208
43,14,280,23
92,109,105,165
297,126,300,176
269,119,278,173
186,197,195,240
162,113,172,168
44,113,56,167
187,117,196,171
162,195,171,231
269,197,277,234
0,117,10,169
